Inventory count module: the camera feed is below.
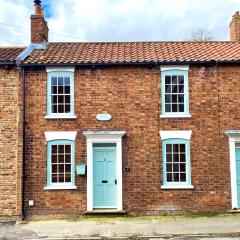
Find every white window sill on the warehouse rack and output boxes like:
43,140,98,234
44,185,77,190
45,115,77,119
160,114,192,119
161,185,194,189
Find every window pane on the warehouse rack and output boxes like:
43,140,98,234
179,104,184,112
180,144,185,152
52,145,57,154
52,174,58,183
58,145,64,153
58,105,64,113
165,76,171,84
59,174,64,182
173,173,179,182
173,163,179,172
65,154,71,163
172,75,177,84
65,95,70,104
178,95,184,103
172,104,178,112
52,155,57,163
178,75,184,84
64,77,70,86
51,77,57,85
65,105,70,113
58,86,63,94
166,154,172,162
180,163,186,172
165,95,171,103
65,86,70,94
59,164,64,173
172,85,178,93
52,105,57,113
178,85,184,93
58,154,64,163
180,154,186,162
173,154,179,162
166,144,172,153
51,86,57,94
172,144,179,153
52,165,58,173
167,173,172,182
52,96,57,104
65,164,71,173
172,94,177,103
165,104,171,112
180,173,186,182
58,77,64,85
58,95,64,104
65,145,71,153
165,85,171,93
65,174,71,182
166,163,172,172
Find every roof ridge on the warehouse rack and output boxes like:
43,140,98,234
47,41,239,44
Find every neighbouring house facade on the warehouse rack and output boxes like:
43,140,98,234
1,1,240,220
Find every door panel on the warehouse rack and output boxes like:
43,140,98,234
236,148,240,208
93,146,117,208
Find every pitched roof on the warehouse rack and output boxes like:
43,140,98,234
23,41,240,65
0,47,25,64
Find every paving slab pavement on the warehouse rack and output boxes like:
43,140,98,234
0,214,240,239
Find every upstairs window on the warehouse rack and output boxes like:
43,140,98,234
46,68,76,119
160,66,190,118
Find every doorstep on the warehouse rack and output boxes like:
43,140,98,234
83,209,127,215
228,209,240,213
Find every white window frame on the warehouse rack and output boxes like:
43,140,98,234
160,65,191,119
160,130,194,189
45,67,77,119
44,131,77,190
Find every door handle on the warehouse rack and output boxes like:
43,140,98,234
115,179,117,185
102,180,108,183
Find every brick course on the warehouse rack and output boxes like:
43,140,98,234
23,65,240,216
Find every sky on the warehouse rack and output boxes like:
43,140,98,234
0,0,239,46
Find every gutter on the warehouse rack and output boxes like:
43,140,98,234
0,62,15,65
19,59,240,68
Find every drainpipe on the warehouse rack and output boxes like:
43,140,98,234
21,67,26,220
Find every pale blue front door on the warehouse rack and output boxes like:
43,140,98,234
93,143,117,208
235,147,240,208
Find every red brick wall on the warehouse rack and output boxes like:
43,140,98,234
24,65,240,216
0,66,22,220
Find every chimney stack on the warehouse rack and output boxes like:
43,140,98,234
31,0,49,44
230,11,240,41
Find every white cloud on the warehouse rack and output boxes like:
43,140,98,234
0,0,239,46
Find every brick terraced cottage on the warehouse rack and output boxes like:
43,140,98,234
1,1,240,219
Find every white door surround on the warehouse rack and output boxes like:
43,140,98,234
225,130,240,209
83,131,127,211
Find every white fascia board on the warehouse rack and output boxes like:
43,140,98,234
159,130,192,140
46,67,75,73
160,65,189,71
45,131,77,141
